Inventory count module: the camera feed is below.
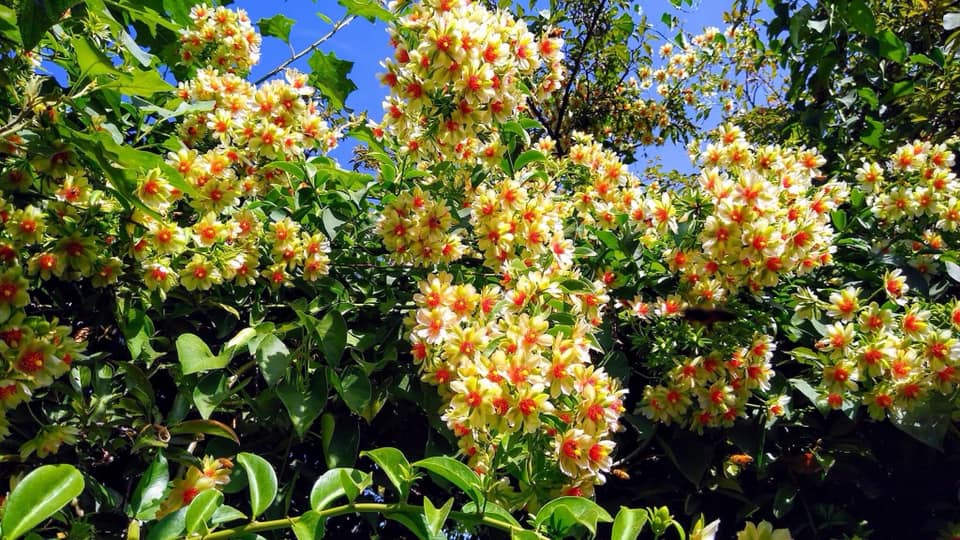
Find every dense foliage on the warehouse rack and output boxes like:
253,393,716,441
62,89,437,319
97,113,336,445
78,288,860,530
1,0,960,539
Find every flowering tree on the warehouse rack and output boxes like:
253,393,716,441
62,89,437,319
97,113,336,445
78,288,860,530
1,0,959,539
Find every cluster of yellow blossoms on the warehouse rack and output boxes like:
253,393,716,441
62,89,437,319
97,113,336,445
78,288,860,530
793,280,960,420
178,4,261,74
407,268,624,498
673,125,849,300
133,24,339,294
640,333,781,431
374,0,564,162
377,185,465,266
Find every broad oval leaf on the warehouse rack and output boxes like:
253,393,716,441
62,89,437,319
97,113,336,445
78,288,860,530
184,489,223,535
129,453,169,520
361,447,413,495
1,464,85,540
413,456,483,505
236,452,278,519
292,510,327,540
309,468,372,511
533,496,613,536
611,506,648,540
321,413,359,468
177,333,227,375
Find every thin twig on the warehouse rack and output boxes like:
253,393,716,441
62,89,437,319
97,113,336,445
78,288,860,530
254,14,358,85
554,0,608,153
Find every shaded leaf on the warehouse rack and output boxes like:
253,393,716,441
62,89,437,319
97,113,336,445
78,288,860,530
169,419,240,444
129,453,169,520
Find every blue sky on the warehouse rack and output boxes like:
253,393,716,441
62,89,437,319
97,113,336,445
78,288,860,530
233,0,739,173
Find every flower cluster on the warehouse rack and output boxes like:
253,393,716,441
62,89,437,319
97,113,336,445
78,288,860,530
639,332,780,432
672,125,849,299
178,4,261,74
407,268,623,499
854,140,958,277
157,455,233,518
792,282,960,421
373,0,564,163
131,25,341,295
469,174,570,270
378,185,465,266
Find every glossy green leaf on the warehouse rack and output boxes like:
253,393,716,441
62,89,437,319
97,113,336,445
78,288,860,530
611,507,649,540
335,367,371,414
309,468,372,511
17,0,81,50
292,510,327,540
257,14,295,44
321,412,359,468
773,485,798,518
255,334,291,386
423,497,453,540
846,0,876,35
361,447,413,496
878,29,907,63
338,0,395,22
209,505,246,525
192,372,230,419
307,50,358,110
533,496,613,536
177,333,227,375
413,456,483,505
236,452,278,519
184,489,223,535
1,464,85,540
145,507,186,540
317,310,347,366
169,419,240,444
277,370,328,438
129,453,169,520
514,150,546,170
462,500,521,527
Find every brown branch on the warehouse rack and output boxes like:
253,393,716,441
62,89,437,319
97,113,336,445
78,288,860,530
253,14,357,85
554,0,609,150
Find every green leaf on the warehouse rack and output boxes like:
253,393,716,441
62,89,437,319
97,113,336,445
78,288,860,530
277,370,328,438
611,507,648,540
169,419,240,444
321,412,359,468
292,510,327,540
533,497,614,536
162,0,193,25
413,456,483,505
307,50,358,110
462,501,520,527
255,334,291,386
258,14,295,44
890,393,953,450
858,87,878,109
184,489,223,535
17,0,81,50
846,0,875,35
773,485,798,518
192,372,230,419
309,468,372,511
1,464,85,540
423,497,454,540
334,367,371,413
73,37,173,95
129,453,169,520
236,453,278,519
177,333,228,375
860,117,884,148
317,310,347,366
145,507,186,540
360,447,413,496
878,29,907,63
337,0,395,22
210,505,246,525
514,150,546,170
